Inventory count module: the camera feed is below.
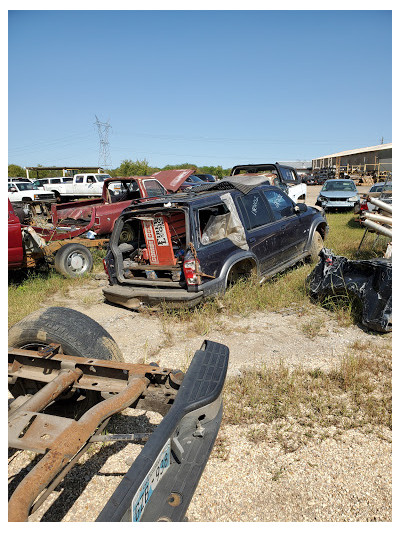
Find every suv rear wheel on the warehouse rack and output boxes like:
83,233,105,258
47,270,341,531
308,231,323,262
227,259,256,286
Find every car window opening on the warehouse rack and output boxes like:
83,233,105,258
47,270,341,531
198,195,248,250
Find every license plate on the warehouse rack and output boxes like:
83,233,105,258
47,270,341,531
131,440,171,522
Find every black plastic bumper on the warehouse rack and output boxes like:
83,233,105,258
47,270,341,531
96,340,229,522
102,284,204,309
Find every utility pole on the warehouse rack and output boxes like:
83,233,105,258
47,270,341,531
380,136,384,145
94,115,112,169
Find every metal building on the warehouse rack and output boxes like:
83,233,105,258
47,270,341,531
277,161,312,175
312,143,392,179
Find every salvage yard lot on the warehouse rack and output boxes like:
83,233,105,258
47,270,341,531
8,186,392,522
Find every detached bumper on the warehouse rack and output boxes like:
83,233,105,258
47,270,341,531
103,284,204,309
97,340,229,522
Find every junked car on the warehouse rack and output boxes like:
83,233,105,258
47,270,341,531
358,181,392,213
316,179,360,211
102,176,328,310
195,174,217,183
229,162,307,204
8,307,229,522
178,174,206,191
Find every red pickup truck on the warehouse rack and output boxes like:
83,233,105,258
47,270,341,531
8,171,195,278
50,170,194,237
8,200,25,269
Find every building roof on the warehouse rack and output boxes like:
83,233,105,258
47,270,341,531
277,161,311,169
313,143,392,161
25,166,104,171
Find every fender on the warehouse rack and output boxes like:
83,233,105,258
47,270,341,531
304,214,328,251
200,250,259,296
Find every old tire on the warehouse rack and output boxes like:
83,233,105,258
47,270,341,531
8,306,124,362
119,223,136,244
308,231,324,262
54,243,93,278
8,307,124,409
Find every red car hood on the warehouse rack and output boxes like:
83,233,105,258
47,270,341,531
151,169,194,192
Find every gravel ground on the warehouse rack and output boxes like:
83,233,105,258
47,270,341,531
8,286,392,522
8,183,391,522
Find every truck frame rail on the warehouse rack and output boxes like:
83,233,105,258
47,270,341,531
8,340,229,522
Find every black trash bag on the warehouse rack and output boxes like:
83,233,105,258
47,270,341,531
307,248,392,333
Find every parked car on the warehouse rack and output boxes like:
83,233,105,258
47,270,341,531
8,181,55,204
178,174,206,190
316,179,360,211
39,173,113,202
8,177,32,183
32,177,74,190
102,176,328,310
301,174,316,185
229,163,307,203
195,174,217,182
357,182,386,213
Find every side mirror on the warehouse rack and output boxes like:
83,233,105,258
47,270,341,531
294,203,308,213
10,187,17,192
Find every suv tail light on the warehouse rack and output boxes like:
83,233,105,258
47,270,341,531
183,258,201,286
103,258,110,280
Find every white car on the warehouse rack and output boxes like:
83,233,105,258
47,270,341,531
8,181,56,203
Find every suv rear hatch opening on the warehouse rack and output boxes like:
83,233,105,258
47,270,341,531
111,207,199,288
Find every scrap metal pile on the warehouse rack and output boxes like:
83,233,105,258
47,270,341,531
358,186,392,258
307,249,392,333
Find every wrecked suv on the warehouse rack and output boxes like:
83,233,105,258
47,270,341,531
102,176,328,310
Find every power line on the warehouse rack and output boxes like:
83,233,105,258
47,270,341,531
94,116,111,168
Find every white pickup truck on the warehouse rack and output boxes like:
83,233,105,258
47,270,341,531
40,173,112,201
8,181,56,204
230,163,307,204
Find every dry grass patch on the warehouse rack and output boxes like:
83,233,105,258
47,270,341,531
222,344,391,452
301,317,327,339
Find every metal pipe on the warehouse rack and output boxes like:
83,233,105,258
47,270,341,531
362,219,392,238
363,212,392,225
368,197,392,214
10,368,83,416
8,375,149,522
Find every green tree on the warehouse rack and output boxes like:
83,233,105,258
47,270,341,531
8,164,26,178
161,163,198,171
115,159,151,176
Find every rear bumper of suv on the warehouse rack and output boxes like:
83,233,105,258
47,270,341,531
103,284,204,310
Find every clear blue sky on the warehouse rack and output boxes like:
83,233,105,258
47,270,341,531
8,10,392,169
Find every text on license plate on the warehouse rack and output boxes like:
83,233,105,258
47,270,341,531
131,440,171,521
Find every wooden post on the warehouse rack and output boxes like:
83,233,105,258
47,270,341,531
335,157,341,178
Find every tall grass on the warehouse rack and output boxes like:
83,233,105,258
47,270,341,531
324,211,390,259
8,212,388,328
223,343,391,450
8,270,90,327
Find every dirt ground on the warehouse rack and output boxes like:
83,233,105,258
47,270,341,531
8,183,391,522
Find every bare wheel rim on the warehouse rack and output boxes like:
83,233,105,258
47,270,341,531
66,251,89,273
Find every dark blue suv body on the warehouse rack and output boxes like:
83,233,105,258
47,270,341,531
103,176,328,310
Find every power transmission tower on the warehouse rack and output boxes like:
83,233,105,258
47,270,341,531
94,115,112,168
